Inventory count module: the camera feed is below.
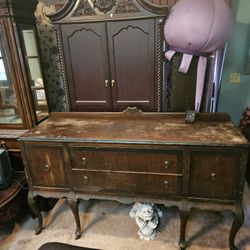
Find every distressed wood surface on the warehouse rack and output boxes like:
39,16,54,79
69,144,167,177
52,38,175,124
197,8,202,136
19,111,248,147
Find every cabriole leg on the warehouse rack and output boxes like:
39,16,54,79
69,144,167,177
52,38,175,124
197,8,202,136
229,205,244,250
179,209,190,250
28,192,43,234
67,198,81,239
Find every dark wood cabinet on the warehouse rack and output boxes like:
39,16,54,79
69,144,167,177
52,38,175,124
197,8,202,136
48,0,167,112
189,150,238,200
20,110,249,249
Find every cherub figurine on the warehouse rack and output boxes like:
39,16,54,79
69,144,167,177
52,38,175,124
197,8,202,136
129,202,163,241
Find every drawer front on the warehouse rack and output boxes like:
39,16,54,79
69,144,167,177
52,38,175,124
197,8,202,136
72,170,182,196
69,148,182,174
25,146,68,187
189,151,238,200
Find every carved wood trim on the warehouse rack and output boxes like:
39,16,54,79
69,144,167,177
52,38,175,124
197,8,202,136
136,0,168,14
48,0,168,22
46,0,77,22
72,0,96,16
156,18,164,112
115,0,139,14
122,106,143,114
93,0,117,13
55,29,69,111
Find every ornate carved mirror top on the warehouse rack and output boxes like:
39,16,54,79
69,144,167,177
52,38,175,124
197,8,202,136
48,0,168,22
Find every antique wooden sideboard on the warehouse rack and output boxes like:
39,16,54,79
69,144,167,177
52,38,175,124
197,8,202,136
19,109,249,249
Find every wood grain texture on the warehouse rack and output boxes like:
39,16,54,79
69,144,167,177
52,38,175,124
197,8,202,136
20,112,248,147
19,111,248,249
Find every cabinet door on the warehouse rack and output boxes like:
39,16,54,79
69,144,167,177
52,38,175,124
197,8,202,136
25,145,68,187
107,19,156,111
189,150,238,200
61,23,112,111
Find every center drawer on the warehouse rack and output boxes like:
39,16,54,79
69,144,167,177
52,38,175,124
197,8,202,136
69,147,182,174
72,170,182,196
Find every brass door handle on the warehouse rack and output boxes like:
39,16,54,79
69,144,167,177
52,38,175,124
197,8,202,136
111,80,115,87
81,157,87,166
105,80,109,87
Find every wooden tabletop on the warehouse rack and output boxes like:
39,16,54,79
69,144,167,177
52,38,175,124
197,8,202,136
19,110,249,147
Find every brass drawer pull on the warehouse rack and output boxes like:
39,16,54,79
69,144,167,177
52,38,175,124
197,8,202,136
44,164,51,172
210,173,216,181
81,157,87,166
164,180,168,188
83,176,89,183
164,161,169,169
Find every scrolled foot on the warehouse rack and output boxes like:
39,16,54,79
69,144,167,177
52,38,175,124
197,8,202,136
67,198,81,240
75,230,81,240
35,226,42,235
229,205,244,250
28,193,43,235
179,240,187,250
179,209,189,250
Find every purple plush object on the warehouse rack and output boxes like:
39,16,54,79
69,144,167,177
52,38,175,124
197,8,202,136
164,0,232,111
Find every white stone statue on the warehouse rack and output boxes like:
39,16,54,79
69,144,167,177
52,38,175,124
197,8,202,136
129,202,163,241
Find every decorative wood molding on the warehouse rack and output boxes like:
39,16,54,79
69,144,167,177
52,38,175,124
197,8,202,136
48,0,168,23
156,18,164,112
122,106,143,114
93,0,117,13
72,0,96,16
115,0,139,14
46,0,77,22
136,0,168,14
55,29,69,111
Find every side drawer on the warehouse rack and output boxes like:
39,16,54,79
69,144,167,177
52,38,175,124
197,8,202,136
72,170,182,197
69,148,182,174
24,144,68,187
189,150,239,200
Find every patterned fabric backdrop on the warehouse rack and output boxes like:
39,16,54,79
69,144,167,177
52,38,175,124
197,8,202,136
35,2,67,111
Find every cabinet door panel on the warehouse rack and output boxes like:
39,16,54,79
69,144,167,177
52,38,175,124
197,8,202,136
62,23,112,111
25,145,67,187
107,19,156,111
189,151,238,200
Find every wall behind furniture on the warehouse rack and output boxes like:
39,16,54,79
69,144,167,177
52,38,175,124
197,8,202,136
217,0,250,125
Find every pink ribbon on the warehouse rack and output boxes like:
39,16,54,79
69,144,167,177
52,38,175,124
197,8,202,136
165,50,208,112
